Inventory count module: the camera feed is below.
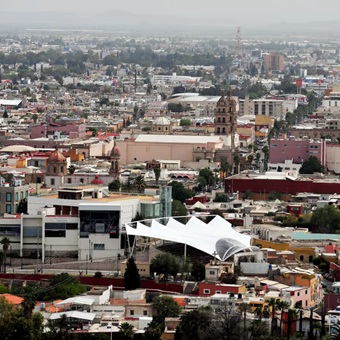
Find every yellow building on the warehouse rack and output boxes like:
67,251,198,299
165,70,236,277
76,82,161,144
255,115,274,138
252,238,290,251
120,260,150,277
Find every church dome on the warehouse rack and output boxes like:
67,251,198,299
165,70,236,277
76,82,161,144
91,175,103,185
153,116,170,126
48,150,66,162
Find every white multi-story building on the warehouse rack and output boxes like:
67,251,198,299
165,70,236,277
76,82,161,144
0,185,166,262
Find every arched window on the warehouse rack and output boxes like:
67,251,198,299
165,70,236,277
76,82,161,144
217,127,220,133
222,127,226,133
222,117,226,123
217,117,221,123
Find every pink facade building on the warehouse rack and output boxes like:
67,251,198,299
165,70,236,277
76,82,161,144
30,121,86,139
269,138,326,166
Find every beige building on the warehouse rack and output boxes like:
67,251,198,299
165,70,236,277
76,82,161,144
120,260,150,277
239,97,284,119
116,135,224,164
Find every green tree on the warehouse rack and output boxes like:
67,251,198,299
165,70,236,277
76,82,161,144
31,113,38,123
152,295,181,324
154,166,161,186
118,322,135,339
169,181,194,203
21,295,37,319
277,300,290,337
310,204,340,233
134,175,146,193
151,253,180,281
46,313,71,339
268,191,281,201
0,296,44,340
239,302,252,340
109,179,121,191
68,165,76,174
299,156,323,174
221,161,232,179
172,200,188,219
330,324,340,340
266,298,279,336
191,261,205,281
43,273,86,301
233,153,241,174
144,320,163,340
178,306,213,340
1,237,10,273
198,168,215,190
124,257,140,290
179,118,191,127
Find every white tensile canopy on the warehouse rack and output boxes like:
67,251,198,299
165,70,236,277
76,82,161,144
124,215,252,261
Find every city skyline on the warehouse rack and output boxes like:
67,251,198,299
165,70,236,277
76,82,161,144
3,0,340,27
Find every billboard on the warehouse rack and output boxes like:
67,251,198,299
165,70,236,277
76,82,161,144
296,79,303,87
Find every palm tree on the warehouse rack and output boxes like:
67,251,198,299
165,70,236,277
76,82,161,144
118,322,135,339
239,302,252,340
108,179,121,191
266,298,279,336
154,166,161,186
331,324,340,340
233,153,241,174
1,237,10,273
255,305,263,321
134,175,146,193
144,320,163,340
221,161,231,179
0,252,4,273
277,300,290,339
287,309,298,340
21,295,37,319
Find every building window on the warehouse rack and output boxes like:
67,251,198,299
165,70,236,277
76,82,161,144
15,193,18,201
299,255,304,261
209,271,215,275
80,178,84,183
61,166,64,172
6,193,11,202
53,167,57,173
68,178,72,184
143,311,148,316
297,292,300,297
203,289,210,294
216,291,222,294
94,244,105,250
130,310,134,316
6,204,11,214
51,179,55,185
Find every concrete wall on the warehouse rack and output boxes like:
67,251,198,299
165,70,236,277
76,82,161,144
240,263,269,275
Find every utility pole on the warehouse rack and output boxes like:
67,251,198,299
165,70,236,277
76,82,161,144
86,255,88,275
37,235,39,273
50,245,52,265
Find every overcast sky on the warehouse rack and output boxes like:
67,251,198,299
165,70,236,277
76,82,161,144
3,0,339,26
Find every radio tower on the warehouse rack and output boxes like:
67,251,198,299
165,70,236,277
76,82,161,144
236,26,242,68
